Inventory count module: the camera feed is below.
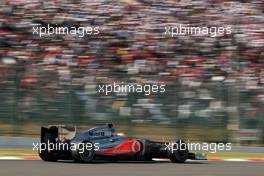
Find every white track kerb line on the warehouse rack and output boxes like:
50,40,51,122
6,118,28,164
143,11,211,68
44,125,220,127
0,157,263,162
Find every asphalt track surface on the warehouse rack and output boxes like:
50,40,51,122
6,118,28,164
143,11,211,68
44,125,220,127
0,160,263,176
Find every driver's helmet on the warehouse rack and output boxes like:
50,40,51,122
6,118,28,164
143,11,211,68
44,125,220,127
107,123,115,134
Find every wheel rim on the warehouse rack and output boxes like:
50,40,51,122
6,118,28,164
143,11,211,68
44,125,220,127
79,142,94,162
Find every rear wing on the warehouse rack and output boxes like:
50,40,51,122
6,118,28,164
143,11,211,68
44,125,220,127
41,125,76,143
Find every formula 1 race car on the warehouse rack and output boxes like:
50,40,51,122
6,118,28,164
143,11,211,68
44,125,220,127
39,124,206,163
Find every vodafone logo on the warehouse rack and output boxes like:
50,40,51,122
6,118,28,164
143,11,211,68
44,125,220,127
132,141,141,153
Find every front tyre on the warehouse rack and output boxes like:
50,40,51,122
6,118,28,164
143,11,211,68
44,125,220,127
168,140,188,163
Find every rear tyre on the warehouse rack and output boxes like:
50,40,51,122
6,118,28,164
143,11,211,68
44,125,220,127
168,140,188,163
72,141,95,163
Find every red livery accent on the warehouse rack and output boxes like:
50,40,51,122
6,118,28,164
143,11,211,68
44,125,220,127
98,140,141,155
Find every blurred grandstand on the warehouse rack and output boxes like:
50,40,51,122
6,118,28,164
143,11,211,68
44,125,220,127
0,0,263,144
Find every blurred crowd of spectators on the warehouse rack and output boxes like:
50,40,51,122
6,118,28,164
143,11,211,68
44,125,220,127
0,0,263,137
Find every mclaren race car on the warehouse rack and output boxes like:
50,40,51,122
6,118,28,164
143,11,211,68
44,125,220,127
39,124,206,163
